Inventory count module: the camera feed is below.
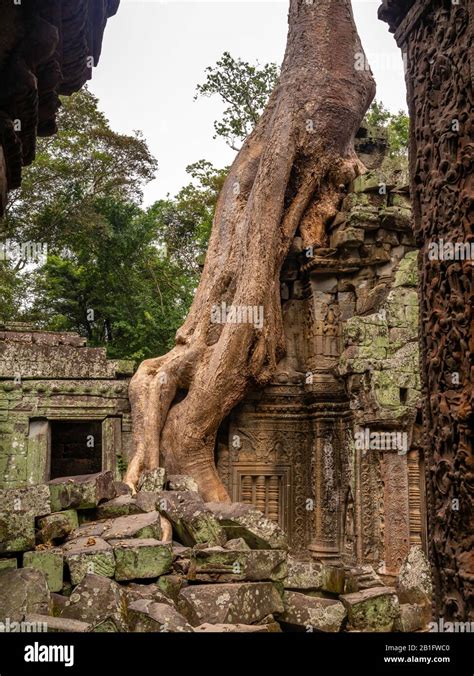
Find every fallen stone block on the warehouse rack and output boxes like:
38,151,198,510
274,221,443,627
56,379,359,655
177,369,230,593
157,491,226,547
284,557,322,590
206,502,287,550
0,510,35,553
122,582,174,607
96,496,141,519
157,574,185,603
167,475,199,493
71,511,162,542
189,546,287,582
60,574,128,631
0,557,17,571
280,591,346,632
194,623,272,632
112,481,132,497
0,485,51,517
62,537,115,585
340,586,400,632
394,603,427,632
23,549,63,593
134,492,159,513
50,592,69,616
397,546,432,609
137,468,166,493
179,582,284,626
37,510,78,544
0,568,50,621
24,614,91,632
128,599,193,632
111,539,173,581
224,538,251,551
48,472,114,512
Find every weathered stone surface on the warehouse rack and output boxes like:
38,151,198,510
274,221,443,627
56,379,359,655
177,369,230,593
24,613,91,632
134,492,159,513
0,568,50,621
72,512,162,542
179,582,284,626
48,472,115,511
96,496,141,519
396,546,432,607
340,586,399,632
62,537,115,585
23,549,63,592
0,558,17,571
112,481,132,497
37,510,79,544
319,564,346,595
121,582,174,607
157,492,226,547
0,510,35,553
189,547,287,582
284,558,322,590
206,502,287,550
157,574,185,603
194,623,272,632
128,599,193,632
0,485,51,517
167,475,199,493
137,468,166,493
50,592,69,616
111,539,173,581
61,574,128,631
394,603,426,632
280,591,346,632
224,538,251,551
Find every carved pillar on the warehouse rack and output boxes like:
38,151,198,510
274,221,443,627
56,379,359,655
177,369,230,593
379,0,474,620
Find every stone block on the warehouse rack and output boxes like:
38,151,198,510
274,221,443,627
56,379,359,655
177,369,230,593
62,537,115,585
167,475,199,493
137,468,166,493
72,511,162,542
280,591,346,632
0,558,17,572
0,510,35,553
23,549,63,592
48,472,114,511
0,484,51,517
60,573,128,631
128,599,193,632
37,510,78,544
157,492,226,547
96,496,141,519
24,613,91,632
189,547,287,582
340,586,399,632
178,582,284,626
111,539,173,581
394,603,426,632
206,502,287,550
0,568,50,621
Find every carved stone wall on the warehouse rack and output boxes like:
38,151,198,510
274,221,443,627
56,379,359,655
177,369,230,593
0,323,132,489
216,131,427,572
379,0,473,622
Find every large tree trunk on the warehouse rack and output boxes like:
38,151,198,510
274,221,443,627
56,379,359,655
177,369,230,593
125,0,375,501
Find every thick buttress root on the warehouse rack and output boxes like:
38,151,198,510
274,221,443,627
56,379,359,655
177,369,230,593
125,0,375,501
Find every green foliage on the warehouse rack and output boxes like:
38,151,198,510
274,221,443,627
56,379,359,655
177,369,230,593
26,198,194,361
365,100,409,158
4,88,158,250
195,51,279,150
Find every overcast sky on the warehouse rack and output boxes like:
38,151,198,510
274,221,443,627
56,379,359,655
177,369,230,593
89,0,407,205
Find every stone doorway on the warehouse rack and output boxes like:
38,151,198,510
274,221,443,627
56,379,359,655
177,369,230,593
50,421,103,479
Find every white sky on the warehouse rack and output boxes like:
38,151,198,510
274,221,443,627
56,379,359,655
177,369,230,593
89,0,407,205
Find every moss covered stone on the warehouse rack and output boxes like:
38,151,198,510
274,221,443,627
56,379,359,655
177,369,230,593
112,539,173,581
23,549,64,592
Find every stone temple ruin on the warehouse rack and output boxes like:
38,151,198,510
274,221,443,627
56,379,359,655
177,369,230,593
0,129,434,633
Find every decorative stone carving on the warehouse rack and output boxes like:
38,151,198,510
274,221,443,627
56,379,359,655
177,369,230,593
379,0,473,623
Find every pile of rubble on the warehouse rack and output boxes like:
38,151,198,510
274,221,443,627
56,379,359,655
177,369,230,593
0,471,432,632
